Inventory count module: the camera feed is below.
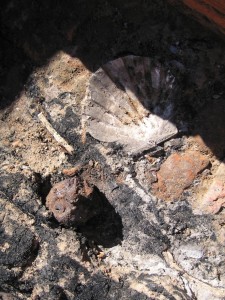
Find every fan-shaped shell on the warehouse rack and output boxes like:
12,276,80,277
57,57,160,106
82,55,178,154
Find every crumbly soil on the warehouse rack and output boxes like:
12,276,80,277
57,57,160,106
0,1,225,299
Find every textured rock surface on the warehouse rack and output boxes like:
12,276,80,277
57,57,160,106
197,161,225,214
83,56,177,154
0,0,225,299
46,177,102,226
152,150,209,201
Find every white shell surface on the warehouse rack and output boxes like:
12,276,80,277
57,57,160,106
83,55,178,154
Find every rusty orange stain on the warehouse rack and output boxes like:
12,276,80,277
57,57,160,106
169,0,225,35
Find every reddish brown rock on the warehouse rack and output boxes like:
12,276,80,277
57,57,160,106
152,150,209,201
46,177,102,226
62,165,82,177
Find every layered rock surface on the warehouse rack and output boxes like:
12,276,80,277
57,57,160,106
0,1,225,299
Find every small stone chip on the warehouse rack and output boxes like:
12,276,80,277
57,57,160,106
62,165,82,176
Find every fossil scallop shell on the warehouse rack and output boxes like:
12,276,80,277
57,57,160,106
82,55,178,154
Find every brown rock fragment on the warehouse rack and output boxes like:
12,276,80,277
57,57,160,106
152,150,209,201
46,177,102,226
62,165,82,176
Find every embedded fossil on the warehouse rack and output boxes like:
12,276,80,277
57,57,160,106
82,55,178,154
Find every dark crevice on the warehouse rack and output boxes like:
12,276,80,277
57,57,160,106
77,188,123,248
35,173,52,205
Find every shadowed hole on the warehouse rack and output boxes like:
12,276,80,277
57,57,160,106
77,188,123,248
35,173,52,205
